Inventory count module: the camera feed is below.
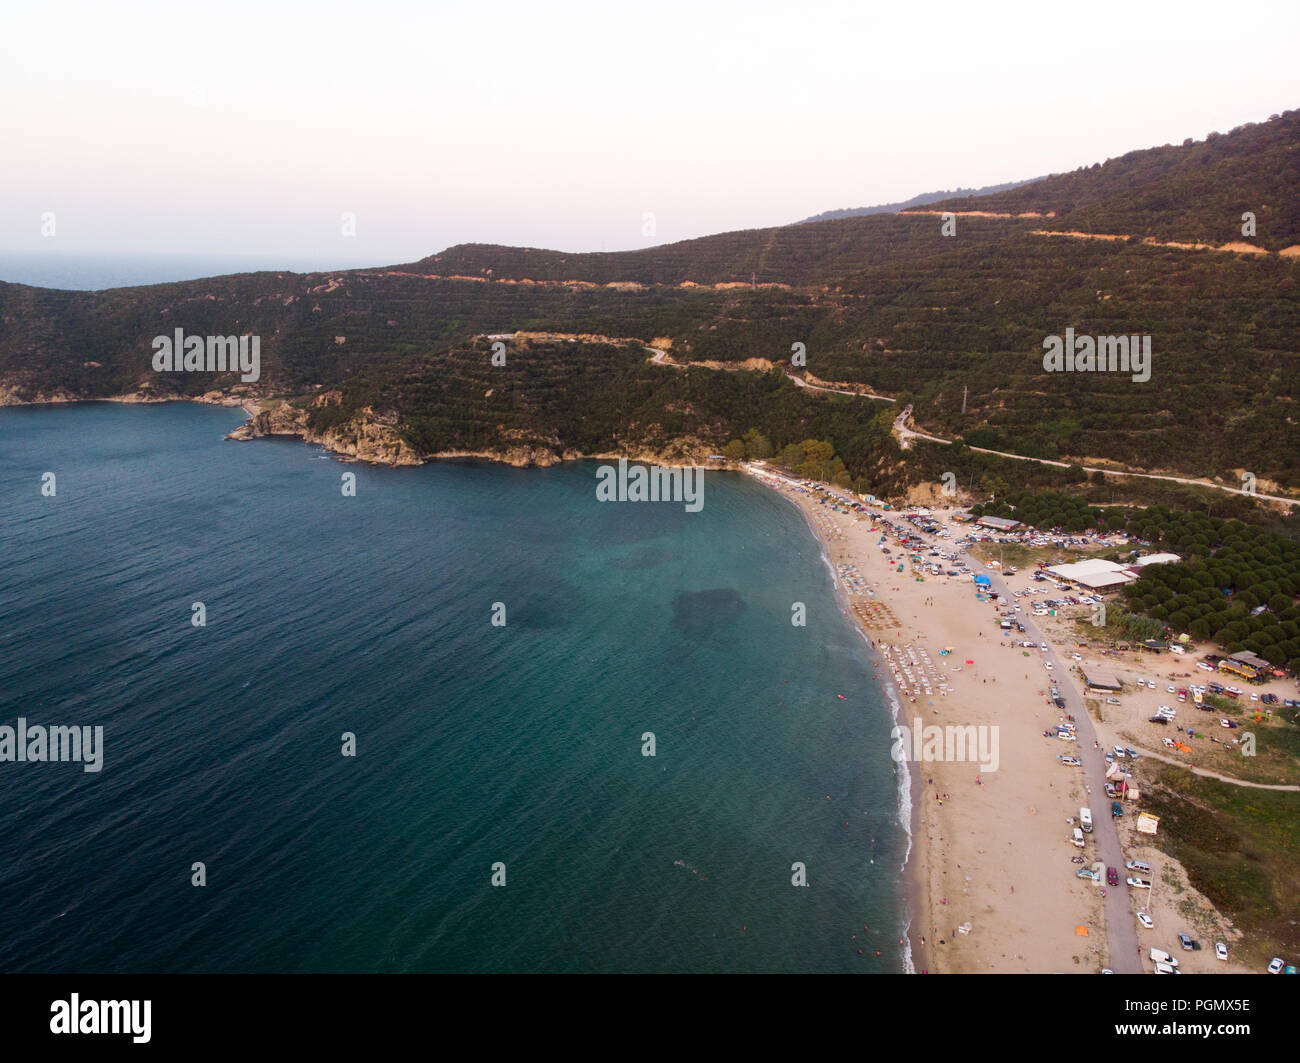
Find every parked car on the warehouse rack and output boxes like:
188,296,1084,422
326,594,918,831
1137,911,1154,929
1124,747,1138,759
1127,878,1151,889
1113,746,1126,758
1215,942,1228,961
1177,932,1194,950
1058,755,1081,766
1106,697,1122,705
1076,867,1100,881
1148,715,1169,725
1268,957,1285,974
1153,961,1179,974
1111,801,1123,818
1126,860,1151,874
1106,866,1119,886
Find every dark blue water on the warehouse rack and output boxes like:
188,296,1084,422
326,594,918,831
0,402,906,972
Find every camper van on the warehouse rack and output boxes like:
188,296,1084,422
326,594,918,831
1149,949,1179,968
1079,807,1093,833
1072,828,1085,848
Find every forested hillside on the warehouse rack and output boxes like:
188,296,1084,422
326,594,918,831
2,108,1297,498
929,110,1300,251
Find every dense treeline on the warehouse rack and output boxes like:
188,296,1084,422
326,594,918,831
1119,509,1300,672
969,491,1300,672
972,491,1099,532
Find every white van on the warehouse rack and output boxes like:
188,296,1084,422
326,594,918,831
1126,860,1151,875
1079,807,1093,833
1150,949,1179,968
1072,828,1085,848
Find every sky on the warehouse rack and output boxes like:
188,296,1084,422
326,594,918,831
2,0,1297,265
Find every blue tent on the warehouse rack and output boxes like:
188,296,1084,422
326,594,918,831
973,573,992,587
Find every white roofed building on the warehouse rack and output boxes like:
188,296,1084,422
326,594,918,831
1044,558,1136,589
1133,552,1181,566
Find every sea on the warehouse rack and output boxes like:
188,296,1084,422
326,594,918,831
0,252,387,291
0,400,908,973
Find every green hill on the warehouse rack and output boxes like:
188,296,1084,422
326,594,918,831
927,109,1300,251
2,107,1297,500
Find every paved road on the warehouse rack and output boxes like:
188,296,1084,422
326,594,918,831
964,563,1142,972
877,521,1142,973
961,560,1142,971
893,403,950,450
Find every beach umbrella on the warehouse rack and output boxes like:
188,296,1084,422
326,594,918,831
1075,926,1089,936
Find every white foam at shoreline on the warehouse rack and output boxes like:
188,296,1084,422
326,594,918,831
752,465,918,973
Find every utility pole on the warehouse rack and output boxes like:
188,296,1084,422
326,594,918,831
962,385,968,415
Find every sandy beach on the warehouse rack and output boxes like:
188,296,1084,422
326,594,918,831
747,465,1111,973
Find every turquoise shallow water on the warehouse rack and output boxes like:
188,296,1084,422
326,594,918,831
0,402,906,972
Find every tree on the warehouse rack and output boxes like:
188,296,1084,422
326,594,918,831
722,439,746,461
778,442,805,470
795,439,837,481
742,428,772,461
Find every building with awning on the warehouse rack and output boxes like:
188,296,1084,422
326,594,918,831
1081,666,1123,690
975,516,1022,531
1221,650,1270,680
1136,812,1159,835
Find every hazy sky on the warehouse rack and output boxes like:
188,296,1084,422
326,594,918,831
3,0,1297,263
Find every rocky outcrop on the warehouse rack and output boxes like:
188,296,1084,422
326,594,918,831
4,378,725,472
225,394,423,466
